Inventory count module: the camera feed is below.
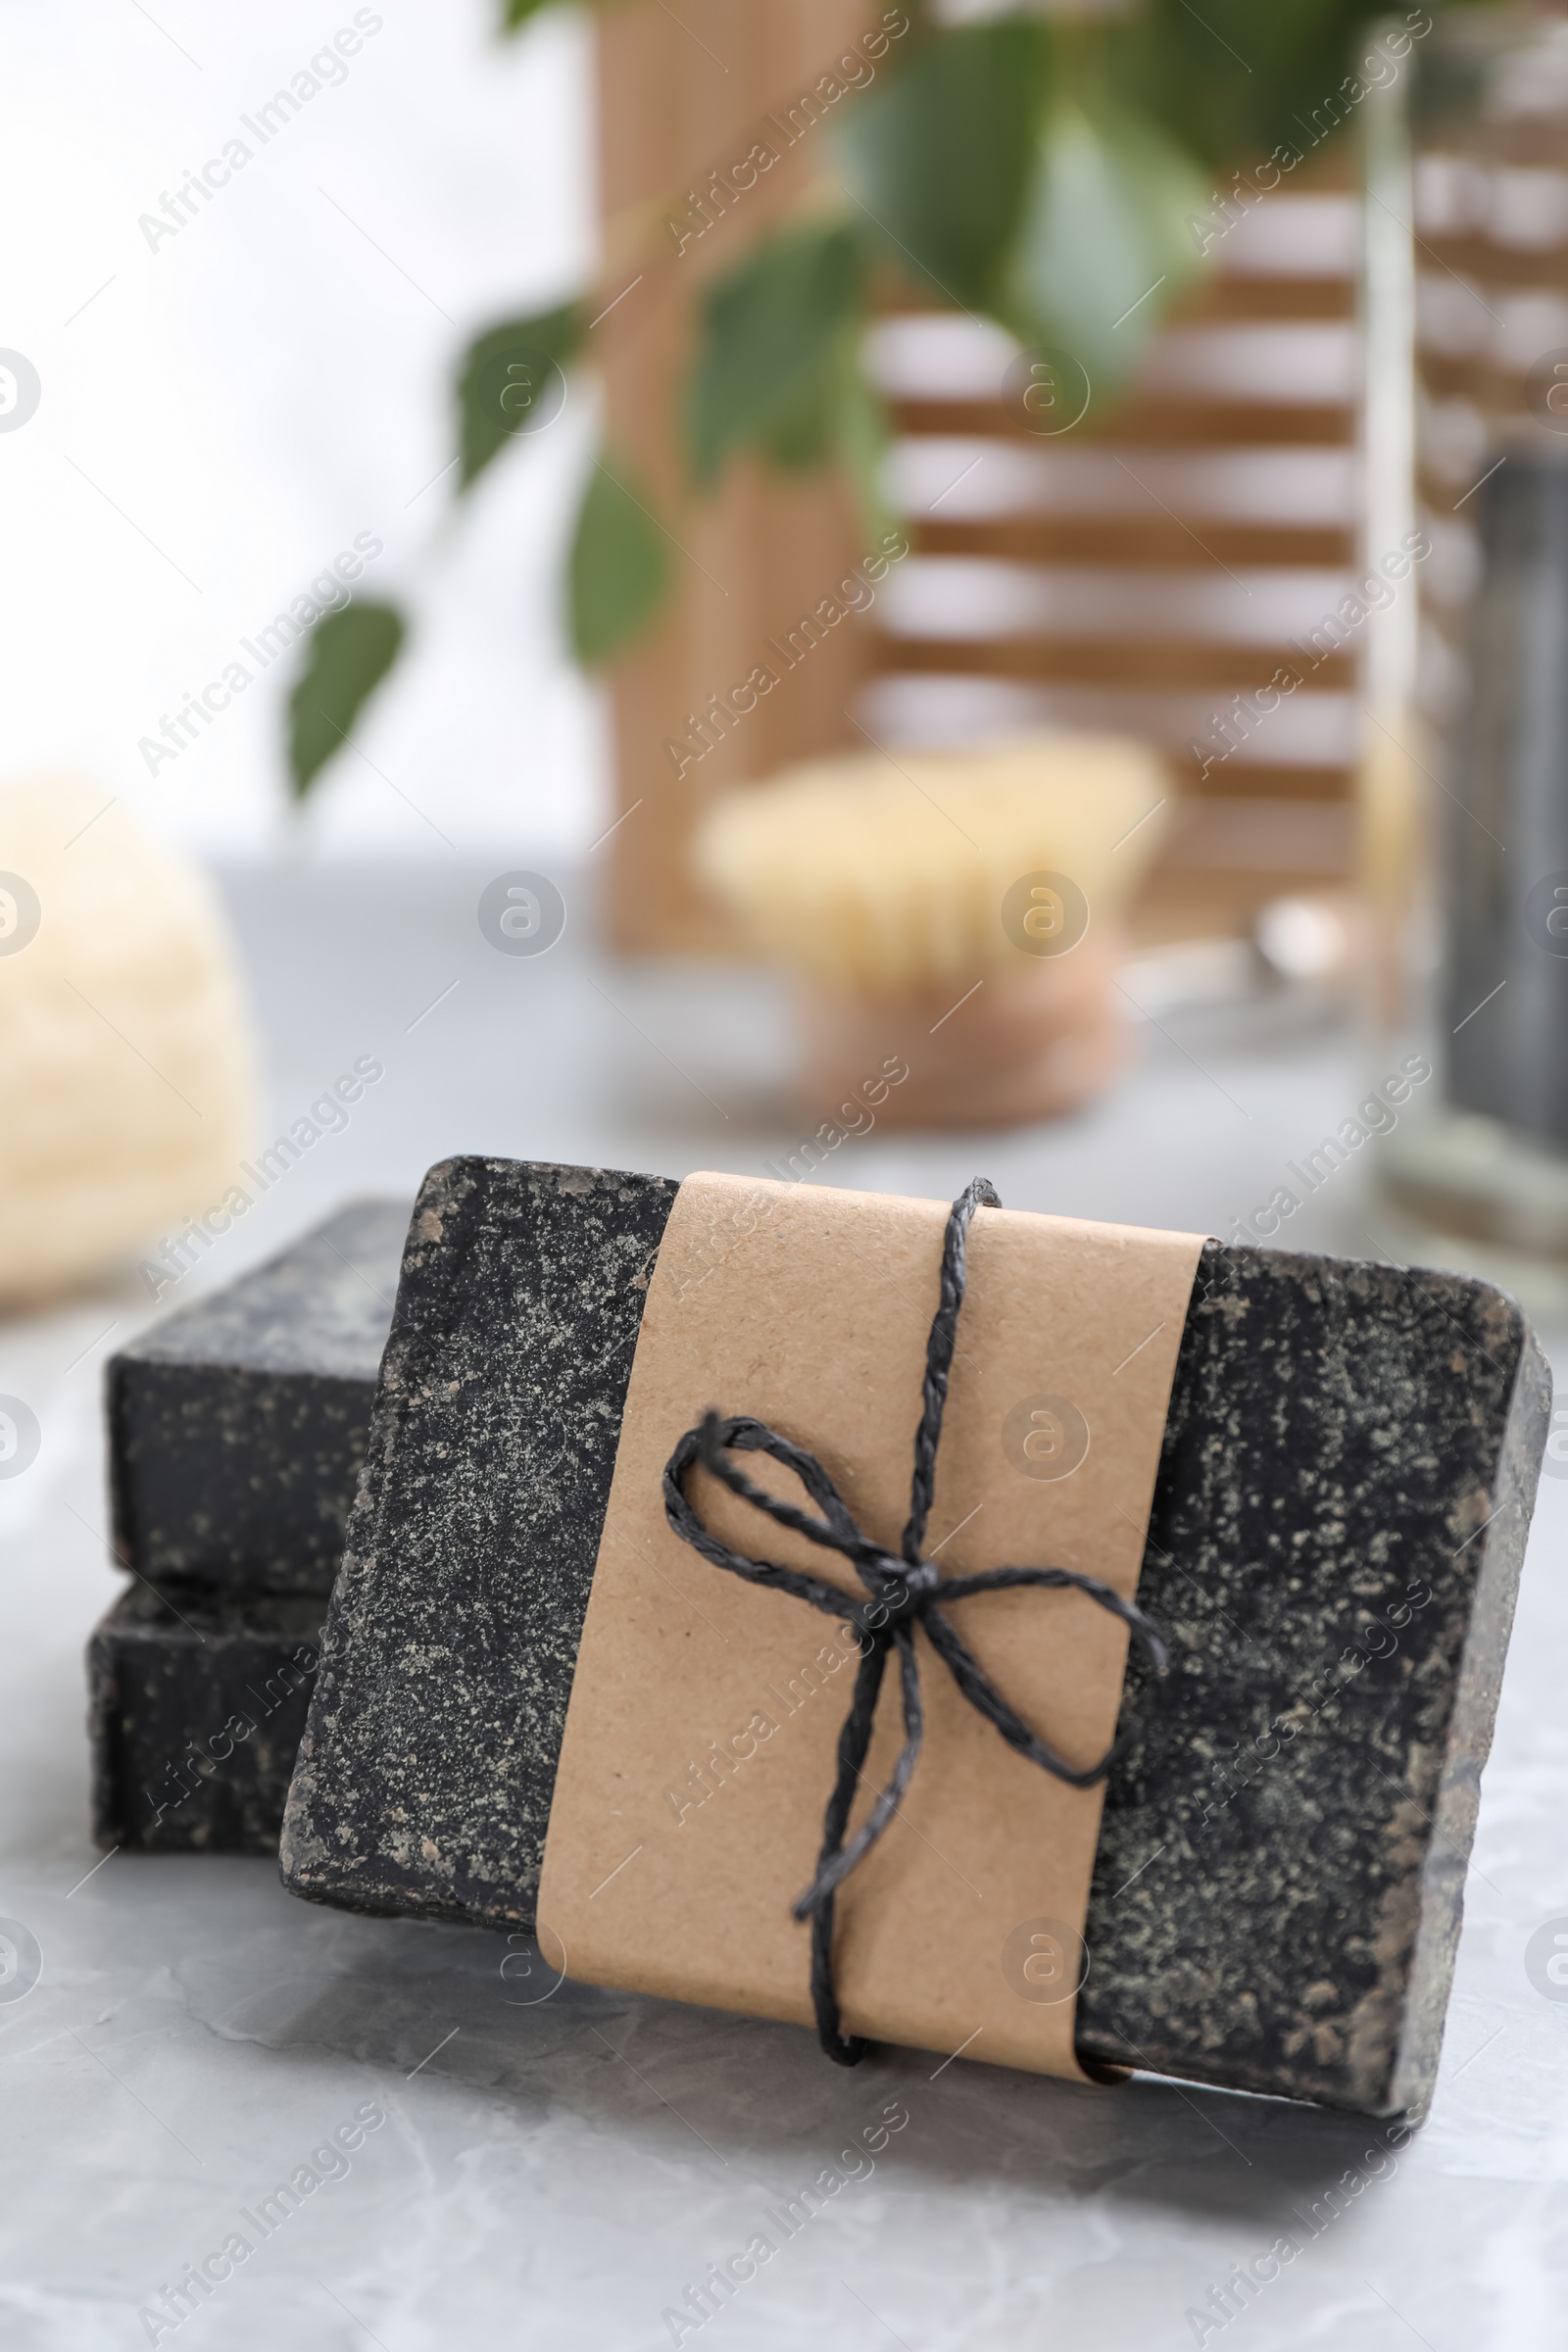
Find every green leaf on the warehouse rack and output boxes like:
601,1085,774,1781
1111,0,1435,173
457,303,584,491
500,0,626,33
287,603,406,802
754,368,839,474
568,455,671,667
688,220,863,487
837,19,1050,312
829,337,895,550
1005,99,1210,399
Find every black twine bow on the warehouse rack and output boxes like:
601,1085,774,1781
662,1176,1169,2067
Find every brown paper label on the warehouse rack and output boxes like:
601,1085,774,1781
537,1174,1204,2080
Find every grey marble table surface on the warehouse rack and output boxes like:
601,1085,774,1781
2,863,1564,2352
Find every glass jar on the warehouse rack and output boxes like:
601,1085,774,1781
1371,1,1568,1318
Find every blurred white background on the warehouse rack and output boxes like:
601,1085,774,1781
0,0,606,862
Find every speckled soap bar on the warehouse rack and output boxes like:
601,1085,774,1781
90,1587,325,1853
107,1198,408,1595
280,1158,1549,2116
89,1200,406,1854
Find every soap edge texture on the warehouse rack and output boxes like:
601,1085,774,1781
1074,1248,1547,2115
89,1587,325,1853
104,1195,405,1586
107,1359,384,1589
279,1158,683,1922
1387,1316,1551,2113
278,1183,435,1909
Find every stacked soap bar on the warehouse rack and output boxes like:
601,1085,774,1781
89,1199,407,1854
281,1158,1549,2118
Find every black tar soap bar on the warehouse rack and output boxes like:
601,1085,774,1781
107,1199,407,1595
280,1158,1549,2116
90,1588,324,1853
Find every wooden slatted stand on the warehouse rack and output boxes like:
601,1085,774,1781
864,153,1363,951
595,3,1366,956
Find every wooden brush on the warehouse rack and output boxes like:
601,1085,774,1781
694,734,1171,1128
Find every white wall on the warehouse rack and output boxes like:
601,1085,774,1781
0,0,606,860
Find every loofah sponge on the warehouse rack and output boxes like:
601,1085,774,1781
694,732,1171,995
0,779,256,1306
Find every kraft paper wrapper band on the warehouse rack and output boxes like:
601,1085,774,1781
537,1175,1205,2081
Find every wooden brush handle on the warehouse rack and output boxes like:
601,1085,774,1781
798,930,1129,1132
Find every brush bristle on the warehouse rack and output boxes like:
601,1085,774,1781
695,733,1171,994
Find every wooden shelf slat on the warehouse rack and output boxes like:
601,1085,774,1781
1178,274,1354,321
889,398,1356,447
908,517,1355,565
1166,762,1354,803
876,637,1354,689
1416,236,1568,284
